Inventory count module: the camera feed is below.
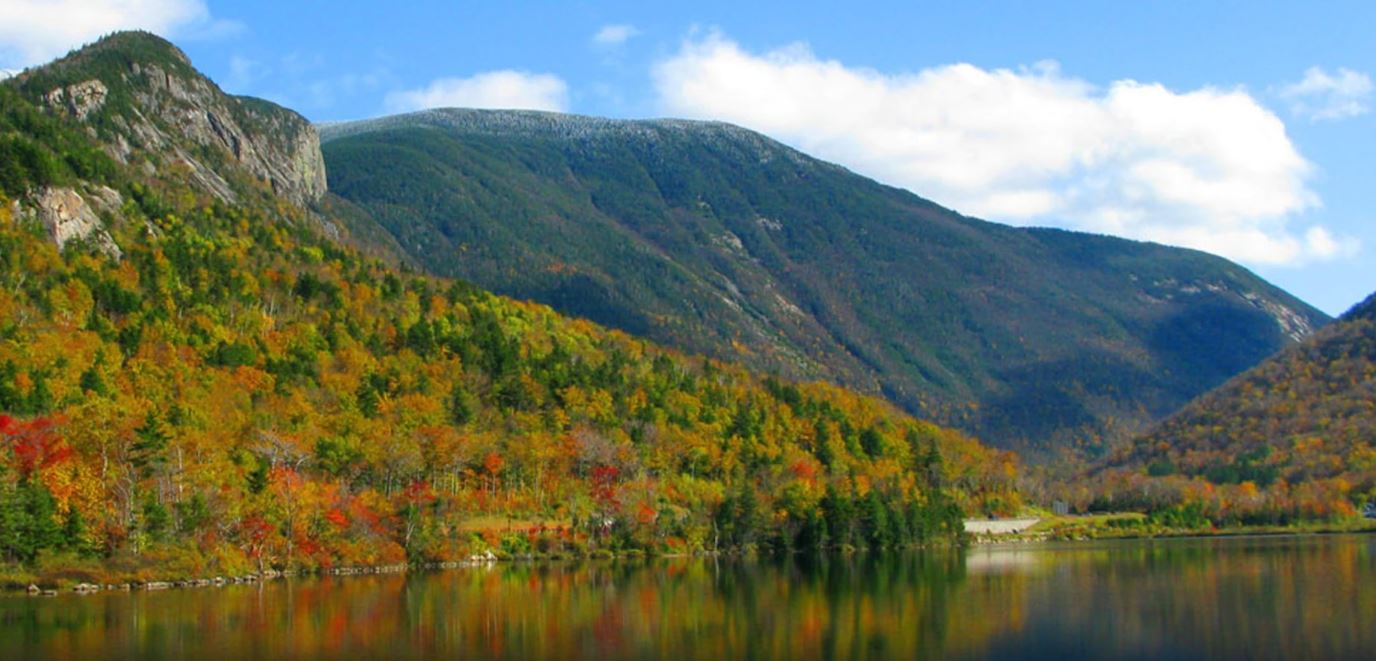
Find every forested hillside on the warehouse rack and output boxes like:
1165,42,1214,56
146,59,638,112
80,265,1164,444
321,109,1328,455
0,33,1017,581
1066,292,1376,526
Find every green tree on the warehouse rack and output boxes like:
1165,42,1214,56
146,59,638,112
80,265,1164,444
131,409,170,479
0,478,62,563
861,490,893,549
822,484,855,548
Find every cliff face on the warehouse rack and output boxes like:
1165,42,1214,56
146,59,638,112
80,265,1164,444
13,31,326,208
9,186,122,258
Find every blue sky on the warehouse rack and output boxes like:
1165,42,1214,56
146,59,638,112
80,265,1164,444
2,1,1372,315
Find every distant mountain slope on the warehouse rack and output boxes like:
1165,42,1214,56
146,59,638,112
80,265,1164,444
1106,290,1376,496
320,109,1329,454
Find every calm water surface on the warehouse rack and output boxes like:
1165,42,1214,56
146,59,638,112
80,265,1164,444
2,534,1373,660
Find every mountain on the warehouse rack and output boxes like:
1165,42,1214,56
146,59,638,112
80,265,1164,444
13,31,324,206
319,109,1329,454
1091,290,1376,520
4,31,412,267
0,32,1016,576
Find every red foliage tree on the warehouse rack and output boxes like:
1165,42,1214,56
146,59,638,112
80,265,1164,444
0,414,72,478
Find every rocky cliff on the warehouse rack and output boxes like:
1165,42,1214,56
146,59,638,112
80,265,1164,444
8,186,122,258
11,31,326,208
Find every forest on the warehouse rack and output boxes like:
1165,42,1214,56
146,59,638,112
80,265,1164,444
319,108,1325,457
1056,293,1376,528
0,74,1019,584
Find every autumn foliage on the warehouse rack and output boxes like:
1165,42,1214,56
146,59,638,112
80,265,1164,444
1043,294,1376,526
0,84,1020,574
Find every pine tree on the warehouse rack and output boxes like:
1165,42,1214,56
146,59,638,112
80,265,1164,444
131,409,170,480
141,496,170,543
448,382,477,426
14,479,62,562
0,475,22,563
822,484,855,548
62,506,89,555
862,490,892,549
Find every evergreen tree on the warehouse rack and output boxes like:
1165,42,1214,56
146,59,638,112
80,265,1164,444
822,484,855,548
714,484,763,549
175,494,210,534
62,506,89,556
79,363,109,396
141,496,170,543
448,382,477,426
25,371,53,414
0,479,64,563
861,490,892,549
131,409,170,479
859,426,884,458
795,508,827,551
0,476,22,562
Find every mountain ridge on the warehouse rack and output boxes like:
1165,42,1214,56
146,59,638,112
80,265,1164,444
321,107,1329,455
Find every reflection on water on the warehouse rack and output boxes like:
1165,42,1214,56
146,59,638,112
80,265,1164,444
2,535,1373,660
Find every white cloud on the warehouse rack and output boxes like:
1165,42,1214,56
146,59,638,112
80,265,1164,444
0,68,18,80
592,24,640,47
1302,226,1359,260
385,71,569,113
1278,67,1372,121
224,54,261,89
653,33,1350,266
0,0,235,69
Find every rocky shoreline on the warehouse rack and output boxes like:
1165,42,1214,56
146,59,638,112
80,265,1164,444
13,551,508,596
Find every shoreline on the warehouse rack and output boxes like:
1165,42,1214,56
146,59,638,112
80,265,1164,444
969,516,1376,545
9,524,1376,595
1,537,972,595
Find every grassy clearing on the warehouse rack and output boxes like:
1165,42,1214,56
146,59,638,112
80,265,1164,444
1027,512,1146,535
1016,512,1376,542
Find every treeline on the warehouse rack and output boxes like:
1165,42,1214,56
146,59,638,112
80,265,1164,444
0,88,1017,578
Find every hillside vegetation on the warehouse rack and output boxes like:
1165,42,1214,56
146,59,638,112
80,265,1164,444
1066,293,1376,526
321,109,1328,455
0,33,1017,581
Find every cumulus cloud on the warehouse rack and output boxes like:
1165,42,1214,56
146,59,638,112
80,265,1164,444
0,0,237,69
385,71,569,113
592,24,640,47
1278,66,1372,121
653,33,1351,266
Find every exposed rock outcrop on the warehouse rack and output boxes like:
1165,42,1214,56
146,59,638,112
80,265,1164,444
118,60,327,206
26,32,327,208
12,187,122,258
43,79,109,120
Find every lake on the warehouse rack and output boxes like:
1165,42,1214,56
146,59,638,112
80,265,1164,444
2,534,1373,659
